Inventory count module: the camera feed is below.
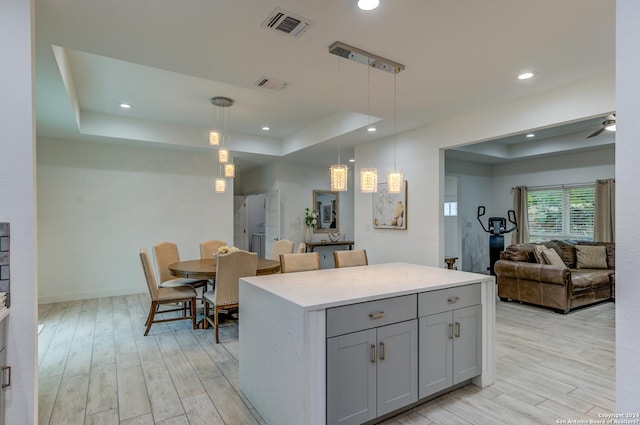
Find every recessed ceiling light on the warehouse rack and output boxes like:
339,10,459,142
367,126,377,132
358,0,379,10
526,133,535,138
119,103,132,109
262,126,270,131
517,72,535,80
349,158,356,163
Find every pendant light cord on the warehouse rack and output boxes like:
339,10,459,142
393,72,397,172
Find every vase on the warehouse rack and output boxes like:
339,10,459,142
304,226,312,244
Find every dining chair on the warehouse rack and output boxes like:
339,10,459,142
333,249,368,268
200,239,227,259
153,241,209,290
271,239,295,260
280,252,321,273
139,248,197,336
296,242,307,253
203,250,258,343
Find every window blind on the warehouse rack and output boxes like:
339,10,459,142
527,186,595,241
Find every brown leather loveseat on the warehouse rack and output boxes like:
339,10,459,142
494,240,614,313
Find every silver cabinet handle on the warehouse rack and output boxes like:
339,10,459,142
447,296,461,304
371,344,377,363
448,324,454,339
2,366,10,389
379,341,386,360
369,311,385,320
455,322,461,338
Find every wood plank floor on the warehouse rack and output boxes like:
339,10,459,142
38,294,615,425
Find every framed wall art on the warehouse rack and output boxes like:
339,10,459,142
373,181,407,229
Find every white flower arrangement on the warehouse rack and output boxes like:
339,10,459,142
216,245,239,256
304,207,318,227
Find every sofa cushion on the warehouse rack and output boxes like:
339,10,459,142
571,269,613,290
578,241,615,269
503,243,535,262
532,244,548,264
551,240,578,268
542,248,565,266
575,245,608,269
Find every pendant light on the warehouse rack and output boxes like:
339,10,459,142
210,96,235,193
330,58,348,192
387,72,403,193
360,65,378,193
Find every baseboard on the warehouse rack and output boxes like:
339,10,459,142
38,286,146,304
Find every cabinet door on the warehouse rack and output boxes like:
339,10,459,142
418,311,453,399
376,320,418,417
327,329,377,425
453,305,482,384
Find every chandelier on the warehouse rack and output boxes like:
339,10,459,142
209,96,235,193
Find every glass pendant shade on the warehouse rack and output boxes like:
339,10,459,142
224,163,235,178
209,130,220,146
218,148,229,164
387,171,404,193
330,164,349,192
215,178,226,193
360,168,378,193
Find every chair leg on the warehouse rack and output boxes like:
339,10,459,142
144,301,157,336
215,305,220,343
204,299,210,329
190,297,197,329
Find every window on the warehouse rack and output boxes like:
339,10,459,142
444,201,458,217
527,185,595,242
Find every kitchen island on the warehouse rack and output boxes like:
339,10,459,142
239,262,495,425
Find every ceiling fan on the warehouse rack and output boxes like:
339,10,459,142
587,114,616,139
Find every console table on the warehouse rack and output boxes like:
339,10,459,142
306,240,354,252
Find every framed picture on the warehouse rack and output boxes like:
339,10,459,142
373,181,407,229
321,204,332,224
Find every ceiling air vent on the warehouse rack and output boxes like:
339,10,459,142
254,76,290,91
261,8,314,38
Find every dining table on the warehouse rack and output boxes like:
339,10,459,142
168,257,281,280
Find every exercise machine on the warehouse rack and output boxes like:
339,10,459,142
477,206,518,276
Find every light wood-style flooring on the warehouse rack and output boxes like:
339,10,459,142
38,294,615,425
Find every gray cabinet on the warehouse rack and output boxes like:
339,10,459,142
418,285,482,399
326,295,418,425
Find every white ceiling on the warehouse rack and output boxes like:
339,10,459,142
34,0,615,170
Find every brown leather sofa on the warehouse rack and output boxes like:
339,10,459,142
494,240,614,313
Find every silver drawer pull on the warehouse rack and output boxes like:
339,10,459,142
2,366,10,389
369,311,385,320
447,296,461,304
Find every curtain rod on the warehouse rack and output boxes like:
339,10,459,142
511,181,595,191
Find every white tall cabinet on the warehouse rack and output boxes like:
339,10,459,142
239,263,495,425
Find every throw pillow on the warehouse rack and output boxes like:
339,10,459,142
575,245,608,269
541,248,565,267
532,244,548,264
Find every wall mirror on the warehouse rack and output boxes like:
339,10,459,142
313,190,339,233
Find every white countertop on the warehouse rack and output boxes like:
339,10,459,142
240,262,492,311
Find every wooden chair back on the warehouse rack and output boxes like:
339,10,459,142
333,249,368,268
200,240,227,259
152,241,182,284
280,252,321,273
139,248,159,301
215,250,258,306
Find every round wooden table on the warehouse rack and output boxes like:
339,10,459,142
168,258,280,279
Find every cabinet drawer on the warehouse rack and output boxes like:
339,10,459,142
418,284,480,317
326,295,416,338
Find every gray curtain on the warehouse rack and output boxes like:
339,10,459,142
512,186,529,243
594,179,615,242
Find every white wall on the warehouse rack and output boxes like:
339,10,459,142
0,0,38,423
37,138,233,303
617,0,640,411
